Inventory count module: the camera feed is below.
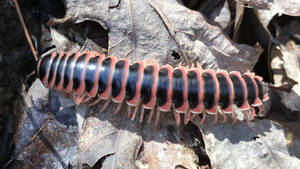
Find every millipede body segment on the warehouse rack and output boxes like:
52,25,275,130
37,51,269,125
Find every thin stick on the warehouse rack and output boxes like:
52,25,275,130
147,0,190,67
2,114,53,168
127,0,137,61
12,0,38,61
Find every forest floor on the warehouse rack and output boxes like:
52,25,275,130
1,0,300,169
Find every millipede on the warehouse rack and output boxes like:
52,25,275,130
37,51,269,125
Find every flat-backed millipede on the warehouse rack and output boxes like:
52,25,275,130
37,51,269,125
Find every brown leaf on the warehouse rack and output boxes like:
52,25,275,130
77,105,143,168
280,41,300,84
136,114,206,169
59,0,261,71
270,41,300,112
236,0,300,26
193,116,300,169
236,0,300,16
11,80,78,169
270,20,300,111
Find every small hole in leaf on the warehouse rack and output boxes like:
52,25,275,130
252,136,259,141
172,51,181,60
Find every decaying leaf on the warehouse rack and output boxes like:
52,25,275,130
236,0,300,16
280,42,300,85
55,0,261,72
11,80,78,169
236,0,300,26
270,20,300,112
136,115,208,169
195,118,300,169
271,42,300,112
77,105,143,168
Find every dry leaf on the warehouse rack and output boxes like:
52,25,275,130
136,115,206,169
11,80,78,169
236,0,300,26
58,0,261,72
194,118,300,169
77,106,143,168
270,20,300,112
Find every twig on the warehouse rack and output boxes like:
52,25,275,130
146,0,190,67
2,114,53,168
12,0,38,61
125,49,134,58
127,0,137,61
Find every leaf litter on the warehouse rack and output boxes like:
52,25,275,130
7,0,300,169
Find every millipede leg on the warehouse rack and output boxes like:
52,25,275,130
113,101,124,114
147,107,156,123
154,110,161,125
189,113,198,121
82,96,93,103
218,106,227,123
242,110,249,122
100,95,112,112
257,104,264,117
61,90,68,98
127,106,132,119
249,106,256,120
131,106,137,120
88,96,102,106
72,93,86,105
210,113,218,126
139,107,145,122
199,109,206,124
196,62,203,70
184,110,191,125
191,63,195,68
231,111,237,125
172,104,181,126
132,98,142,120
